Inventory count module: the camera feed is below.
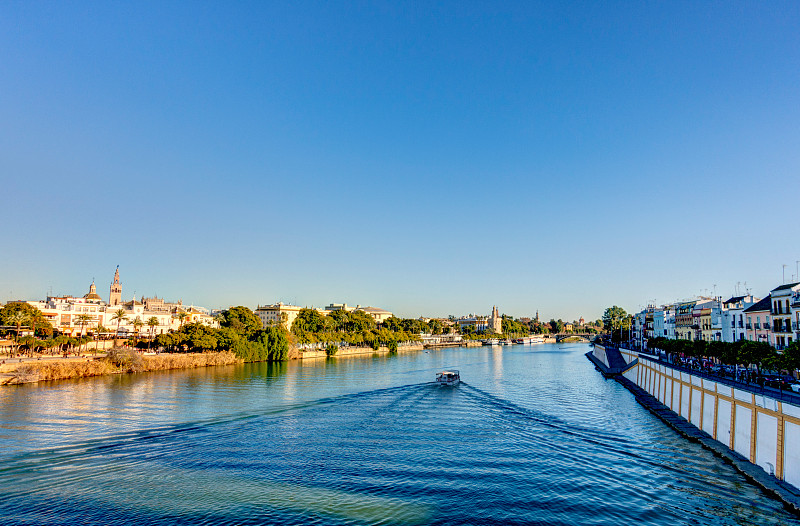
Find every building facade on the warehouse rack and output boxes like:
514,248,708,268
745,297,772,345
23,268,217,338
255,303,304,330
771,283,800,350
721,295,756,343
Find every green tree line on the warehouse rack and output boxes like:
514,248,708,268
154,306,289,361
291,308,423,347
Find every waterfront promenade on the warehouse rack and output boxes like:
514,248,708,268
589,342,800,512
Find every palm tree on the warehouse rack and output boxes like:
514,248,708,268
176,311,188,329
75,314,92,353
93,324,109,354
7,312,28,356
111,309,128,347
131,317,144,346
147,317,159,350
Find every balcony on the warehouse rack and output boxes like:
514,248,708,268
746,324,753,330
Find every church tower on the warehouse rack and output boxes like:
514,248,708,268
109,266,122,306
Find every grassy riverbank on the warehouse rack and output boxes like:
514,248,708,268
1,351,242,385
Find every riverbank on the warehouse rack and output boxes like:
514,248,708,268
299,343,425,359
0,351,242,385
0,342,438,384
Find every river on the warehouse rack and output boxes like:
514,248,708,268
0,343,797,525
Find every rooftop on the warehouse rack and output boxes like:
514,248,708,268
744,296,771,313
771,282,800,293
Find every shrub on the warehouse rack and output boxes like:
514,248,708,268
325,343,338,356
371,339,380,351
105,347,144,373
12,360,115,382
388,340,398,353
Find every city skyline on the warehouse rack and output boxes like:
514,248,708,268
6,263,800,324
3,2,799,321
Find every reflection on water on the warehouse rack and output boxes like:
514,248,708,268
0,344,798,525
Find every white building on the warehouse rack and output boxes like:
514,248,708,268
22,268,217,338
720,295,757,343
653,306,675,340
255,303,304,330
356,306,394,324
770,282,800,350
665,307,676,340
322,303,394,323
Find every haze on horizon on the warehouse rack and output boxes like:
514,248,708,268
2,2,799,321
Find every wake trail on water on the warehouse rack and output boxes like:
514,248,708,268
455,382,690,471
0,383,436,468
2,380,690,488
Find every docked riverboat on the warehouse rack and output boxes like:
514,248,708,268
436,370,460,386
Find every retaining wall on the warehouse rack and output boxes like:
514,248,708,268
620,349,800,490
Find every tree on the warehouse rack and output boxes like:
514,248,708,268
94,324,109,354
110,309,128,347
219,306,262,337
782,340,800,374
0,302,52,338
175,310,189,328
155,332,177,352
602,306,630,343
130,316,144,345
215,327,241,351
292,308,326,334
326,310,349,332
147,317,159,350
737,340,775,374
18,335,40,354
176,322,219,352
7,311,28,352
428,319,443,335
602,306,629,332
75,314,92,352
325,343,338,356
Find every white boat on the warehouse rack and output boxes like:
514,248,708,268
485,339,500,346
436,370,460,385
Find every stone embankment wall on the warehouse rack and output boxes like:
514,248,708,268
608,345,800,491
300,344,424,360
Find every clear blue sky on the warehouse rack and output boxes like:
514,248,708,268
2,1,799,321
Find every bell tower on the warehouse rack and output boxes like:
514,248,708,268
109,266,122,306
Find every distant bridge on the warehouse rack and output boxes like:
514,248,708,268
555,333,597,343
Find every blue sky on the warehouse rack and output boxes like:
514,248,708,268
2,1,799,321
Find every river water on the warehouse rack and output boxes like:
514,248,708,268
0,343,797,525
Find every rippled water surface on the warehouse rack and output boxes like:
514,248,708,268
1,343,797,525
